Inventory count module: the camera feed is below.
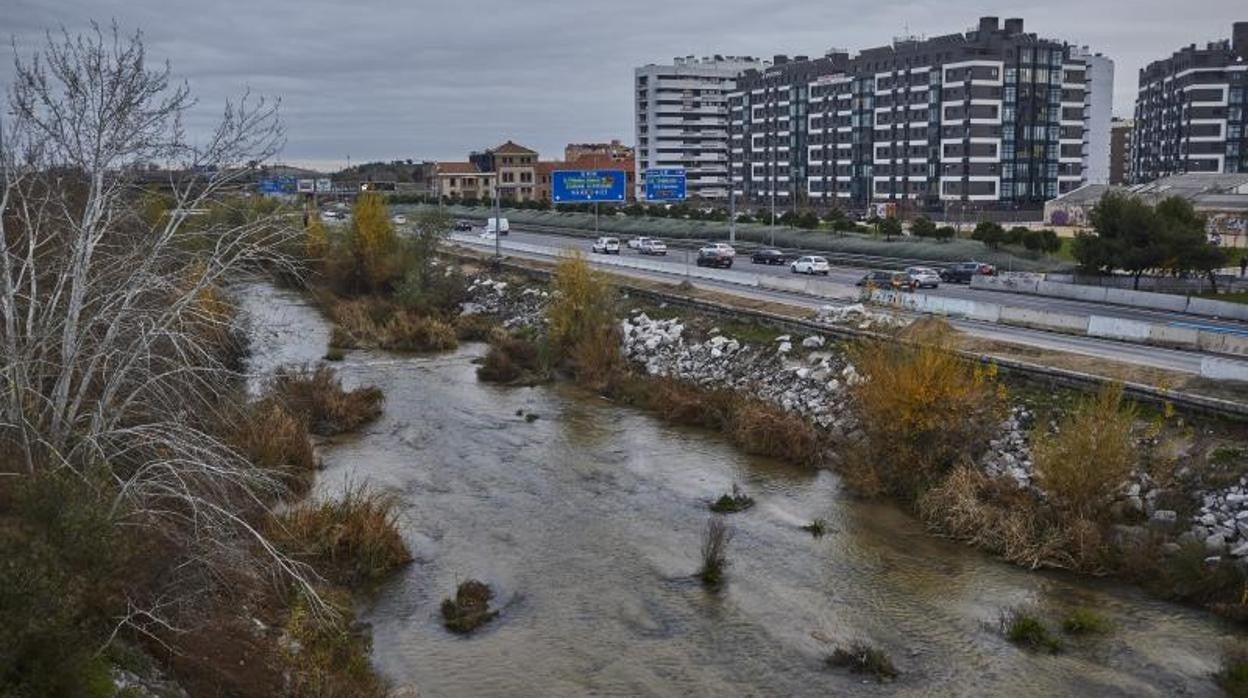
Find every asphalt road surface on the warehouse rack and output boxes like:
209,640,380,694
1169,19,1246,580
491,226,1248,336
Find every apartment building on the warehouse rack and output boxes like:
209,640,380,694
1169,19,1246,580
1075,48,1115,185
635,55,767,201
1110,118,1134,184
1132,22,1248,183
728,16,1102,210
728,53,849,213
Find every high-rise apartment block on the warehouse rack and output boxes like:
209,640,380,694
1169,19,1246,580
727,16,1108,210
635,56,767,201
1131,22,1248,183
1110,118,1134,185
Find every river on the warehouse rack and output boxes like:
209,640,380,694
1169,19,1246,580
242,283,1236,697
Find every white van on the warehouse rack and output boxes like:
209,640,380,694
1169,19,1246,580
484,217,510,235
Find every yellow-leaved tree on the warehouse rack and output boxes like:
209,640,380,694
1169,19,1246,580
350,192,397,292
304,208,329,262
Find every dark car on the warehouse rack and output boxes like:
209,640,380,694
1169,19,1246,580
939,261,996,284
453,219,474,231
696,246,733,269
856,269,916,291
751,249,788,265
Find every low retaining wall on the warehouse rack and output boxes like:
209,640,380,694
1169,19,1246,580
973,274,1248,322
868,288,1248,365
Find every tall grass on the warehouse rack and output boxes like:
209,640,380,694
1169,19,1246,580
999,607,1062,653
328,296,458,353
848,337,1005,499
282,589,387,697
918,466,1105,571
698,517,733,589
545,255,623,388
477,333,549,385
270,483,412,587
1032,383,1136,520
826,641,898,681
270,365,385,436
227,399,318,495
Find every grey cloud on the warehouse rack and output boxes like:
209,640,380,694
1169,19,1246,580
1,0,1243,167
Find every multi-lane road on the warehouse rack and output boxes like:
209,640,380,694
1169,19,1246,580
450,224,1248,379
488,227,1248,336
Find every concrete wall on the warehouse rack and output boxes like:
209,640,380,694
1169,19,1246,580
971,274,1248,321
1202,357,1248,382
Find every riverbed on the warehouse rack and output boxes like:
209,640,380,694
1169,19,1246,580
242,283,1237,697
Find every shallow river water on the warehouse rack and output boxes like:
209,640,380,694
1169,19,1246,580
242,283,1239,697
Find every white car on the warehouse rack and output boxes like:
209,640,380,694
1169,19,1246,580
627,236,652,250
592,236,621,254
791,255,831,275
906,266,941,289
706,242,736,258
639,239,667,256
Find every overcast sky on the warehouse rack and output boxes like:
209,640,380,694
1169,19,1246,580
2,0,1243,170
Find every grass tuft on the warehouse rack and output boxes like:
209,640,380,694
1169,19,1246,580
270,482,411,587
1032,383,1136,520
228,399,317,495
999,607,1062,653
441,579,499,634
826,641,898,681
709,483,755,513
477,334,549,385
698,517,732,589
1060,608,1111,635
323,347,346,362
270,365,384,436
802,518,830,537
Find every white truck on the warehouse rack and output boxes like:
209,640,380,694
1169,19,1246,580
484,217,510,236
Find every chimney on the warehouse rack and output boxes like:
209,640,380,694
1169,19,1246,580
978,16,999,35
1234,21,1248,60
1003,18,1024,35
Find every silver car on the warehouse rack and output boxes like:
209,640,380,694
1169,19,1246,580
906,266,941,289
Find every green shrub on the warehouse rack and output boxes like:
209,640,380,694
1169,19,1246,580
826,641,898,681
1217,643,1248,697
441,580,498,634
709,483,755,513
1060,608,1110,635
1000,607,1061,653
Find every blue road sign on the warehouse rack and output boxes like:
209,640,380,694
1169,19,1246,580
645,168,687,201
551,169,627,203
258,176,295,194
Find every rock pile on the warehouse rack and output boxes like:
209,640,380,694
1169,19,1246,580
978,407,1035,487
1187,480,1248,558
462,276,548,329
620,312,859,434
814,303,907,331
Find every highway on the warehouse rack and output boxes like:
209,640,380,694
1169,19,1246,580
494,226,1248,334
450,230,1248,379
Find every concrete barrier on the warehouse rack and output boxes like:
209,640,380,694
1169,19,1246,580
1185,297,1248,322
970,275,1040,294
1146,324,1201,349
1037,280,1109,303
1198,332,1248,357
1105,287,1189,313
1201,357,1248,382
1087,316,1153,342
998,306,1090,334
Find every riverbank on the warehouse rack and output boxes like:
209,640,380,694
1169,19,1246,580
254,278,1242,695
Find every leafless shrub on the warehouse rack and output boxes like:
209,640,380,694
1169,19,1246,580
0,23,321,650
698,517,733,589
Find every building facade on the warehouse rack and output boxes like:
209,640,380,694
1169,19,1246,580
1110,118,1134,185
1132,22,1248,183
1075,48,1115,185
726,16,1101,211
433,162,495,201
635,56,767,201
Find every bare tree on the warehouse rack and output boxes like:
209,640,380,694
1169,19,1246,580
0,23,320,644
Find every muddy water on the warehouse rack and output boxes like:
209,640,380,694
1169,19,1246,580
241,284,1237,697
